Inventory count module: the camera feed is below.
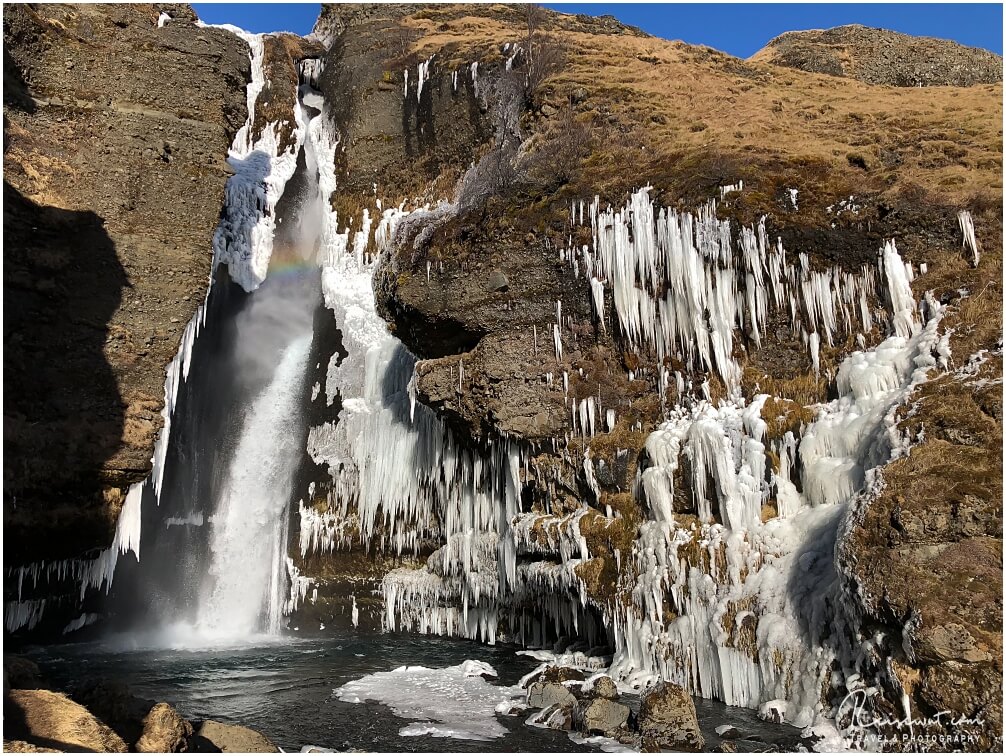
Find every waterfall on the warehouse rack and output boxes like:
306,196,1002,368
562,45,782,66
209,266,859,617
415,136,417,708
194,335,312,638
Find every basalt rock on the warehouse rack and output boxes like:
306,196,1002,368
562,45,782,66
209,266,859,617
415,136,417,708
637,682,704,752
3,2,249,587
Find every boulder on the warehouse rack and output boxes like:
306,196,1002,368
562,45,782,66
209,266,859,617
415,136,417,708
5,688,128,752
591,675,618,699
69,678,154,746
715,724,741,739
4,656,42,690
194,720,279,753
487,269,509,292
527,702,574,731
525,665,585,686
637,682,704,752
527,681,576,710
3,741,60,753
576,697,630,736
135,702,193,752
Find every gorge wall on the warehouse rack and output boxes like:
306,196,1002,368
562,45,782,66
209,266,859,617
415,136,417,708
4,3,249,564
3,3,1002,751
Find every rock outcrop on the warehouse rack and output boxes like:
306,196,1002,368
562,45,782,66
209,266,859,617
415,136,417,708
4,689,129,753
3,3,249,599
348,4,1001,750
750,24,1002,86
194,720,279,753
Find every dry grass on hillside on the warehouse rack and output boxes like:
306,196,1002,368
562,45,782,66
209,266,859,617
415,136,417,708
400,5,1002,219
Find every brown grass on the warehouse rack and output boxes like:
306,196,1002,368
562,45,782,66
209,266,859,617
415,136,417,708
398,6,1001,219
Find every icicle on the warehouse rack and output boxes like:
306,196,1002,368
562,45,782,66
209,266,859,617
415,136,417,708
958,210,979,267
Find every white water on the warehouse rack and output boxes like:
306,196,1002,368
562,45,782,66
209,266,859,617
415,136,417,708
195,336,312,638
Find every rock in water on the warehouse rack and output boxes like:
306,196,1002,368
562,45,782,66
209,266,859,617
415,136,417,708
135,702,193,753
637,682,704,752
591,675,618,699
194,720,279,753
524,665,585,686
3,656,42,690
5,689,128,752
527,702,575,731
576,697,630,737
526,681,576,710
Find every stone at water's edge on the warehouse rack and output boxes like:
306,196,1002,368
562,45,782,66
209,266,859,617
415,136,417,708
576,696,631,737
135,702,194,753
5,689,129,753
527,681,577,710
591,675,619,699
195,720,280,753
637,682,705,752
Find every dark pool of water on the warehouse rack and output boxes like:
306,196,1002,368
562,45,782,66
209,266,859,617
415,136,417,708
26,631,804,752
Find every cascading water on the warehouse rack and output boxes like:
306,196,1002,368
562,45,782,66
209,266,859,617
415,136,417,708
86,36,330,646
194,334,312,638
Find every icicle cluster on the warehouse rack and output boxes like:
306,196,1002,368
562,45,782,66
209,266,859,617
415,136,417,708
560,189,893,393
607,270,947,728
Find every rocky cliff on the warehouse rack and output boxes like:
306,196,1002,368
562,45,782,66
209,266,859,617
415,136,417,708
3,3,249,564
294,3,1001,749
750,24,1003,87
3,2,1002,750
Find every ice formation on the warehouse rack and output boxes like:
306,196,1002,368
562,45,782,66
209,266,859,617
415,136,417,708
335,661,518,740
210,29,308,292
561,188,888,394
362,180,950,734
958,209,979,267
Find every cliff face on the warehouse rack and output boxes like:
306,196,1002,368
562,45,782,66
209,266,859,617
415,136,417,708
3,3,249,563
750,24,1003,87
309,3,1001,747
3,2,1001,748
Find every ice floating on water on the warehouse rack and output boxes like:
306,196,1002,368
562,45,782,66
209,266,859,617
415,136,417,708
335,661,517,740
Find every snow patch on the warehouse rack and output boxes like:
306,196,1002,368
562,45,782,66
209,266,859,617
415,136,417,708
335,661,517,740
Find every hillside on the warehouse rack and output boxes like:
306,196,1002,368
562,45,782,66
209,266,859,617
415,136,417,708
750,24,1003,87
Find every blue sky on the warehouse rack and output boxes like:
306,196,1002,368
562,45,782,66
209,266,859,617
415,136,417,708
191,3,1003,57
